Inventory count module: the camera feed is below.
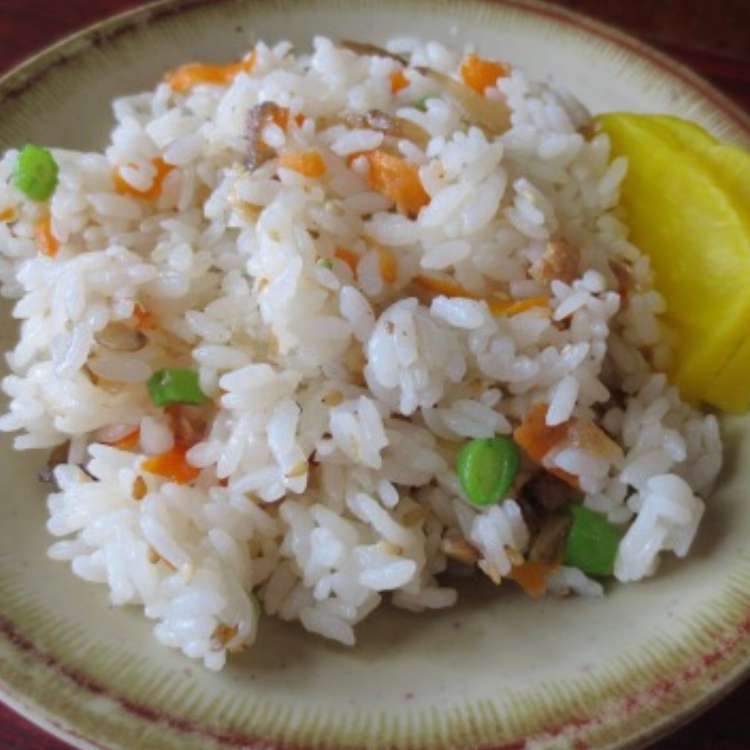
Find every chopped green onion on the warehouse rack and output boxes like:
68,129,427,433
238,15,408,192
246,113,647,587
563,504,624,576
317,258,334,270
13,144,59,201
414,94,438,112
147,368,208,408
456,436,520,507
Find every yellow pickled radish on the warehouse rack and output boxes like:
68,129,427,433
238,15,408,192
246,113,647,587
643,114,750,234
597,113,750,410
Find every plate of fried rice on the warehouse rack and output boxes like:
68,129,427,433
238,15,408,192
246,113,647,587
1,1,750,749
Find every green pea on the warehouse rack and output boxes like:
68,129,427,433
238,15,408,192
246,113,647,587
456,436,520,507
13,144,59,201
563,504,624,576
147,368,209,408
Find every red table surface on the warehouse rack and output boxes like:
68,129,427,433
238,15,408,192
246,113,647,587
0,1,749,748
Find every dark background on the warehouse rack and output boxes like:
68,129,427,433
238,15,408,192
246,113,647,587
0,1,749,748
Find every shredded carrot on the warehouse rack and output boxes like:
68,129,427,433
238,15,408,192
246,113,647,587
513,403,578,487
416,275,549,318
166,50,256,93
114,428,141,451
509,561,559,599
360,150,429,217
334,247,360,274
415,273,474,299
132,304,156,331
375,244,398,284
488,295,550,317
142,443,200,484
34,216,59,257
279,149,326,178
114,157,174,201
0,207,16,223
460,53,511,94
390,69,409,94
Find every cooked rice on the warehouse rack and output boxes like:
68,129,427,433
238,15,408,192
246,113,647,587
0,36,721,670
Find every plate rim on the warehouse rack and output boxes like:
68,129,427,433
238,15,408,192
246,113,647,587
0,1,749,749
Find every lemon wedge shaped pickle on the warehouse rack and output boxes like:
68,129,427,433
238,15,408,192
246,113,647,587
597,113,750,412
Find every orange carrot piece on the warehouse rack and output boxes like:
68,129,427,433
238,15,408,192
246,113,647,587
142,443,200,484
509,561,558,599
166,50,256,93
460,53,510,94
375,245,398,284
132,304,157,331
488,295,550,317
34,216,59,257
271,106,290,131
114,429,141,451
265,108,304,134
362,150,429,217
279,150,326,178
513,403,578,486
390,69,409,94
513,403,570,463
114,157,174,201
334,247,360,274
0,207,16,223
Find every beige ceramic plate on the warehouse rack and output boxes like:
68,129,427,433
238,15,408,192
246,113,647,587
1,1,749,749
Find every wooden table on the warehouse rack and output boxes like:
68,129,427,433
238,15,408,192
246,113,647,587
0,1,748,748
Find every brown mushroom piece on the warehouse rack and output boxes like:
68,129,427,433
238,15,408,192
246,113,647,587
528,512,573,565
529,238,581,286
94,322,147,353
37,442,70,484
38,442,97,486
246,101,286,171
317,109,431,150
415,66,511,135
339,40,407,66
522,470,577,514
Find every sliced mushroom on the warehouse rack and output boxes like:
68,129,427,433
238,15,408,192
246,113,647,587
340,40,407,66
415,66,511,135
168,404,209,447
317,109,431,150
246,101,286,171
522,470,577,513
530,238,581,286
38,442,96,486
37,442,70,484
94,322,147,353
528,512,572,564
